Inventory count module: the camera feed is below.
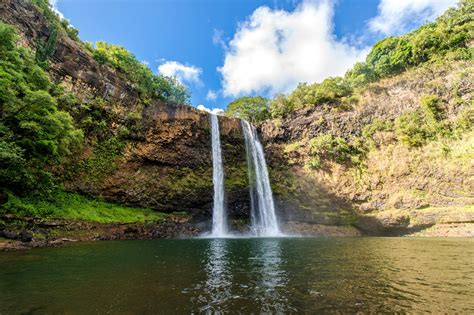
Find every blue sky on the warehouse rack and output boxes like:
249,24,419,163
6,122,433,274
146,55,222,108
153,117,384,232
52,0,456,111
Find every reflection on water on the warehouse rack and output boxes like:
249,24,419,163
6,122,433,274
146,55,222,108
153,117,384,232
199,239,232,313
0,238,473,313
198,238,292,313
251,239,292,313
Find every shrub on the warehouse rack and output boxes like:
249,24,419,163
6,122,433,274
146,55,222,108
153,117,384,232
395,95,444,147
420,95,443,120
306,134,352,169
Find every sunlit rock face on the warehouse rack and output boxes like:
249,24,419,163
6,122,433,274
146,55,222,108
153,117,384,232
259,60,474,236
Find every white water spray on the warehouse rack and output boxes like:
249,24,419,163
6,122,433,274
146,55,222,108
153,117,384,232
241,120,281,237
210,114,227,237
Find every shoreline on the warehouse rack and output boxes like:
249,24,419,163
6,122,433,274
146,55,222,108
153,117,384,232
1,216,472,251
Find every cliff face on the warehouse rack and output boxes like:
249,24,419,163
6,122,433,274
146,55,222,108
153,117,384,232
0,0,139,108
262,60,474,236
3,1,471,237
0,0,250,224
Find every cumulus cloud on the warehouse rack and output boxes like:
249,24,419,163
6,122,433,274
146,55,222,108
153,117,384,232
369,0,457,35
158,61,202,85
218,0,368,97
197,104,225,115
206,90,218,101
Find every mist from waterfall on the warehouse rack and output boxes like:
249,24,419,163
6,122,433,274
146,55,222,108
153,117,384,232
210,114,227,237
241,120,281,237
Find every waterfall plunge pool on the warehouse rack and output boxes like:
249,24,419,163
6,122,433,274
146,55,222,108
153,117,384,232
1,237,473,313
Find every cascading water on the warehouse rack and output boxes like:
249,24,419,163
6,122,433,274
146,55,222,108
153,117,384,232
241,120,281,237
210,114,227,237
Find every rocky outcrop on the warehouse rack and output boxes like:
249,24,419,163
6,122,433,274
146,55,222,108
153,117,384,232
0,0,139,108
0,214,200,251
80,107,249,220
261,61,474,236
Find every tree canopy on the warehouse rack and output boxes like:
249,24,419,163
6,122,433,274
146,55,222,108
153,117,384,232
226,96,270,123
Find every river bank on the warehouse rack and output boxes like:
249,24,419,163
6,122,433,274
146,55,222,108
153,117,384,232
2,214,473,251
0,214,199,251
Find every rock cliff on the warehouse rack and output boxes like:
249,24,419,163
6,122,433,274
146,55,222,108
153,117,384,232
261,60,473,236
2,0,471,237
0,0,249,226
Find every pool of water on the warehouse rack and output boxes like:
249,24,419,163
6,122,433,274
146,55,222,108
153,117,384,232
1,237,473,313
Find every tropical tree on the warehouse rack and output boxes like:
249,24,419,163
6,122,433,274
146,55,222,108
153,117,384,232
226,96,270,123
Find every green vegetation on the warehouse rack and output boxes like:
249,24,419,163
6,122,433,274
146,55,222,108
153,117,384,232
394,95,444,147
270,78,354,118
226,96,270,123
305,134,352,169
32,0,80,42
0,15,195,224
71,136,126,184
0,22,83,196
91,42,190,105
392,94,473,148
162,167,212,195
35,26,58,65
32,0,190,106
301,94,473,170
264,0,473,119
1,191,167,223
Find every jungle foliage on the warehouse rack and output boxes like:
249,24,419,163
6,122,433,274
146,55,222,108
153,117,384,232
0,22,83,196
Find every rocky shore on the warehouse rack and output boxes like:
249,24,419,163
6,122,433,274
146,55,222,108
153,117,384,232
0,214,200,251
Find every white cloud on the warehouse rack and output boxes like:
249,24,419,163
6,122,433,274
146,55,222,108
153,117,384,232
197,104,225,115
218,0,368,97
369,0,457,35
206,90,218,101
48,0,65,20
158,61,202,85
212,29,227,49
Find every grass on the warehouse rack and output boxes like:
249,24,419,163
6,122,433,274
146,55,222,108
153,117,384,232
1,191,168,224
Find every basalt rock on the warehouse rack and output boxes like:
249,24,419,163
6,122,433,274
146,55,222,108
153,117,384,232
0,0,251,224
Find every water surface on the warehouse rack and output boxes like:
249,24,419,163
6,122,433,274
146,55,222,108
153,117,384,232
1,237,473,313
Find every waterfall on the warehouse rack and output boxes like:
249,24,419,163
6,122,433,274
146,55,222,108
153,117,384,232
241,120,281,237
210,114,227,237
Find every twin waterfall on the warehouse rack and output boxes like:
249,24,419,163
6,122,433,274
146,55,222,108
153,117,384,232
210,114,280,237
